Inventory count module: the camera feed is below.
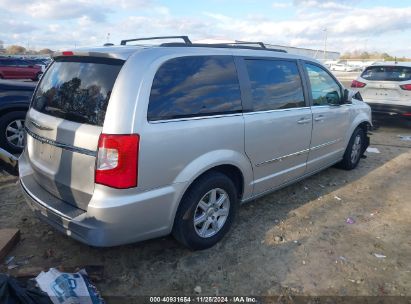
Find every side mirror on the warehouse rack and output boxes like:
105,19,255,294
342,88,353,104
325,91,341,105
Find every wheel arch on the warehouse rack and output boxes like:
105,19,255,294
344,110,372,148
344,118,371,156
170,151,253,231
0,105,29,118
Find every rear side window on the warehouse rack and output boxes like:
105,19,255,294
361,66,411,81
245,59,305,111
32,57,123,126
148,56,242,121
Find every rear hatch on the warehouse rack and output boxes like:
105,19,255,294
359,65,411,104
25,56,124,210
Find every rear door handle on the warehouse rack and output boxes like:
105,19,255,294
314,115,325,122
297,118,312,124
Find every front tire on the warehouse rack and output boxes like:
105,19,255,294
172,171,238,250
338,127,365,170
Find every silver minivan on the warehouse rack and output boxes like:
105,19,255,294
19,36,372,250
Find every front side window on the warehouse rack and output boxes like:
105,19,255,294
305,63,342,106
245,59,305,111
148,56,242,121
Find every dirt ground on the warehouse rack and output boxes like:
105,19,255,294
1,119,411,300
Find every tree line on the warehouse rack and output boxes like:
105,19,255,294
0,42,53,55
340,51,411,61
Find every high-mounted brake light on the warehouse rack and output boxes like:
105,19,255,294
400,84,411,91
95,134,139,189
62,51,74,56
351,80,366,88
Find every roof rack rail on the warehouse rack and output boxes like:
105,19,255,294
120,36,192,46
159,42,287,53
235,41,287,52
234,40,267,49
120,36,287,53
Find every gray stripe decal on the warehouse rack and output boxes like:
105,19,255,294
25,127,96,157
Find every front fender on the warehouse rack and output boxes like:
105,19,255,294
344,101,372,147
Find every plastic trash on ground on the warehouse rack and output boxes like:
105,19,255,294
398,135,411,141
345,217,355,224
366,147,380,153
373,253,386,258
36,268,104,304
0,273,52,304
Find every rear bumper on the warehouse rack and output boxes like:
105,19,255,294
19,152,186,247
365,102,411,119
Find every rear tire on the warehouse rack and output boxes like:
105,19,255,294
0,111,26,153
172,171,238,250
337,127,365,170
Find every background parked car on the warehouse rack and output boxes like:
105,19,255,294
0,57,42,81
24,58,50,73
0,80,35,153
351,62,411,120
330,63,357,72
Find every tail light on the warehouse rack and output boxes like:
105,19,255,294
351,80,366,88
400,84,411,90
95,134,139,189
62,51,74,56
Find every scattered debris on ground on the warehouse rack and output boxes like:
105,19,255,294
366,147,381,153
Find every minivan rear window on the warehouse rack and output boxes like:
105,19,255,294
31,57,124,126
361,65,411,82
148,56,242,121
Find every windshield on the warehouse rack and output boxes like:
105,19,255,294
361,65,411,82
31,56,124,126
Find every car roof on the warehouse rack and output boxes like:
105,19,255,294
53,44,320,64
370,61,411,68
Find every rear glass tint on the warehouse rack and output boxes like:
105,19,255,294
32,57,124,126
148,56,242,121
361,66,411,81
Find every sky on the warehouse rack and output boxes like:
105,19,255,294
1,0,411,57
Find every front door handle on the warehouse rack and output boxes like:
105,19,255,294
297,118,312,124
314,115,325,122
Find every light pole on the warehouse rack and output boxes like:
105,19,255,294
323,28,328,62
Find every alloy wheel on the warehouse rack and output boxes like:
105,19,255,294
193,188,230,238
6,119,25,149
350,134,362,164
